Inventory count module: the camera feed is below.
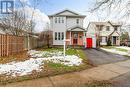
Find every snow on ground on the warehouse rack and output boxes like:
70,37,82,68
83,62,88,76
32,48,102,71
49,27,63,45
0,50,82,77
101,46,130,56
116,46,130,51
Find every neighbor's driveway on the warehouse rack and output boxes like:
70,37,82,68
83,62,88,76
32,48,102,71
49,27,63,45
83,48,129,65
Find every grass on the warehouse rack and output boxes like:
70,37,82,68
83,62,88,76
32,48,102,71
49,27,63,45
101,46,116,49
0,48,93,85
81,81,113,87
0,51,29,64
43,48,92,76
115,48,128,52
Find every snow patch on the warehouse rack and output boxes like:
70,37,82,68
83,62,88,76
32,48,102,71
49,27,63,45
101,46,130,56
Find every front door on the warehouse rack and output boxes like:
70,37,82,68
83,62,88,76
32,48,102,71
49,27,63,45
113,36,116,45
73,32,78,45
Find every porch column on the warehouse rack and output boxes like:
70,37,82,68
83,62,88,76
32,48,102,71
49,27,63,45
70,31,71,45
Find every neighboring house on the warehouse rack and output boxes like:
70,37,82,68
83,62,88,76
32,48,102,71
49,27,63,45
48,9,86,46
87,21,121,46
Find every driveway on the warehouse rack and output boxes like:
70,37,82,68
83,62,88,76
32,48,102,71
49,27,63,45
83,48,129,65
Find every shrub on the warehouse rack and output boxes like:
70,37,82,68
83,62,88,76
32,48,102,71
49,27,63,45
107,38,112,46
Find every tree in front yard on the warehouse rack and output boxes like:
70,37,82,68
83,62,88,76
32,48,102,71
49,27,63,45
120,32,130,41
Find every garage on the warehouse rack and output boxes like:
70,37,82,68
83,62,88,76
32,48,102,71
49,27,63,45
86,36,96,48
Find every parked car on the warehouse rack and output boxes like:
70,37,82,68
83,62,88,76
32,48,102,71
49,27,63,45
120,41,130,47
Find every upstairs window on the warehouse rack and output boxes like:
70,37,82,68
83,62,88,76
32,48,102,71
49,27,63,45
96,25,103,31
114,26,118,31
99,26,103,31
76,19,79,24
106,26,110,31
58,17,61,23
55,17,64,24
55,17,57,23
62,17,64,23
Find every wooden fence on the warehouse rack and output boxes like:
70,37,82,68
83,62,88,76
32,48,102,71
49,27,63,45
0,34,24,57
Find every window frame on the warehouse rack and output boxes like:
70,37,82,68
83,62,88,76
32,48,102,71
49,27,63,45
58,17,60,23
55,17,57,23
76,19,79,24
55,32,57,40
58,32,60,40
106,26,110,31
114,26,118,31
61,32,64,40
62,17,64,23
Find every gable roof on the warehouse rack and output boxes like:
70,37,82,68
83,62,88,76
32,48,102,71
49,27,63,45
48,9,86,18
88,21,122,27
55,9,80,15
87,21,122,32
67,26,86,31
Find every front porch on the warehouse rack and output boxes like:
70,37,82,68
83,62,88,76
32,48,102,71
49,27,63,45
66,26,86,46
100,36,120,46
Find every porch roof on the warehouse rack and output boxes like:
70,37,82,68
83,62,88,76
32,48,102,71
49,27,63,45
67,26,87,32
111,31,120,36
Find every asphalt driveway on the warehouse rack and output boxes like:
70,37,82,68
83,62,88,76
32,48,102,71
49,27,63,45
83,48,129,65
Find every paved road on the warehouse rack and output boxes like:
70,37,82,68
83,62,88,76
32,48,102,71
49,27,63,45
83,48,129,65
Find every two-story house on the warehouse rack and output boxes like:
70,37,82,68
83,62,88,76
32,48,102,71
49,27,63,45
48,9,86,46
87,21,121,46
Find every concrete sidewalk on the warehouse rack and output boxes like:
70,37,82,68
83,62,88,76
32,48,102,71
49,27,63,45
1,60,130,87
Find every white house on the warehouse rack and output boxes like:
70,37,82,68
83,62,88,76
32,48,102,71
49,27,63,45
87,21,121,46
48,9,87,46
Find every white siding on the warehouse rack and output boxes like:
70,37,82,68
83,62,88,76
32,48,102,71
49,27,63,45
86,23,96,36
49,10,85,45
52,17,66,45
66,18,83,28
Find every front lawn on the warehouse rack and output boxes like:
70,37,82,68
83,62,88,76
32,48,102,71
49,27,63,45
0,48,92,84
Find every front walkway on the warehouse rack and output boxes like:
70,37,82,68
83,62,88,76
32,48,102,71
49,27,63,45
1,59,130,87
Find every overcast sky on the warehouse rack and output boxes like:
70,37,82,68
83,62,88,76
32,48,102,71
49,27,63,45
17,0,130,32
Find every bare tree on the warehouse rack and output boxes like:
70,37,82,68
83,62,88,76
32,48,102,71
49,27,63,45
0,0,46,50
0,10,28,36
39,23,53,48
91,0,130,16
